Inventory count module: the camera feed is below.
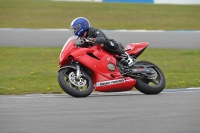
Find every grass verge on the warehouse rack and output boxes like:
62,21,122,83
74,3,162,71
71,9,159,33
0,47,200,95
0,0,200,30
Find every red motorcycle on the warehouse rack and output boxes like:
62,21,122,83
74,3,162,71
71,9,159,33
58,36,166,97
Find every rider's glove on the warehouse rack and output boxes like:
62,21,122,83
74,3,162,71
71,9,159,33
87,38,96,44
75,42,83,47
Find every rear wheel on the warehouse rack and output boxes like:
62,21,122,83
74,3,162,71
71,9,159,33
134,61,166,94
58,68,93,97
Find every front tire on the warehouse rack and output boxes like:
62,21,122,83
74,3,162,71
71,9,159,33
135,61,166,94
58,68,93,97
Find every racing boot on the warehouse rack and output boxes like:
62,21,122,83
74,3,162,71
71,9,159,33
121,52,135,68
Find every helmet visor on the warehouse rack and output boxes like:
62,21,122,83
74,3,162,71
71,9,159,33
70,24,81,35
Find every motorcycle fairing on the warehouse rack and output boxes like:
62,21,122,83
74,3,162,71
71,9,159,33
70,45,124,82
125,42,149,58
70,48,137,92
59,36,78,66
95,77,136,92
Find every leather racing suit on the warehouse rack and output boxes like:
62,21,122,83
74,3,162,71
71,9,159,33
85,27,125,55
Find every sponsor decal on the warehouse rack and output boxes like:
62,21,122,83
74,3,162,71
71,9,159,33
96,78,125,86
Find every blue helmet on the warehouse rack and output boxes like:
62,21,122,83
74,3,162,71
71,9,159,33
70,17,90,37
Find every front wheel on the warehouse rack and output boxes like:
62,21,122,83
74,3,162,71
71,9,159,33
58,68,93,97
134,61,166,94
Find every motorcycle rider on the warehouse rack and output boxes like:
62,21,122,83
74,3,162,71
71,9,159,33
70,17,134,68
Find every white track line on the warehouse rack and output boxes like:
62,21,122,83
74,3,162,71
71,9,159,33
0,88,200,99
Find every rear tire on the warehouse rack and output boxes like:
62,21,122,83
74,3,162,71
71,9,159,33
58,68,93,97
135,61,166,94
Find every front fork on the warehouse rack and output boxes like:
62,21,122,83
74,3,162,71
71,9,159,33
76,62,82,79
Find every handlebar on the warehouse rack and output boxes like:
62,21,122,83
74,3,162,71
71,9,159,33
82,38,90,43
75,38,95,47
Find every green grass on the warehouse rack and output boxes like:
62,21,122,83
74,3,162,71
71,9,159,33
0,47,62,94
0,47,200,95
0,0,200,30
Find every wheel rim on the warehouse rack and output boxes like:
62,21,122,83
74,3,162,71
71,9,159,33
134,61,163,87
142,67,161,87
68,72,87,87
63,70,89,92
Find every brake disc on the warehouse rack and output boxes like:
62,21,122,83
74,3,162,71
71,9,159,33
68,72,86,87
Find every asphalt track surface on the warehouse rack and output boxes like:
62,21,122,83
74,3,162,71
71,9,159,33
0,89,200,133
0,28,200,48
1,29,200,133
